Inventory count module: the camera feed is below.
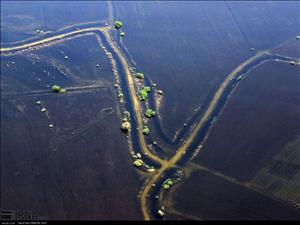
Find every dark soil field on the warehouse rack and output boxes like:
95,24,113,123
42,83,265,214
195,61,300,182
1,35,142,220
273,39,300,59
113,1,299,144
167,60,300,219
170,170,300,220
1,1,108,44
1,1,300,221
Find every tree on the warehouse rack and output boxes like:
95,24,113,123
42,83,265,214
114,20,123,29
136,72,144,79
145,108,156,118
52,85,61,92
143,126,150,135
121,121,131,132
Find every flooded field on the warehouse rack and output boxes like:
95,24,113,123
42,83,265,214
1,1,108,44
1,34,142,219
195,61,300,182
1,35,113,92
112,1,299,145
1,1,300,221
273,39,300,59
169,170,300,220
165,60,300,219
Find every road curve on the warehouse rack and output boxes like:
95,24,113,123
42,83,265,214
1,23,281,221
139,50,271,220
1,27,102,53
101,29,167,166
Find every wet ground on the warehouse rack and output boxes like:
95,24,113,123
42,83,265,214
1,1,300,221
171,170,300,220
112,1,299,145
1,34,142,220
166,60,300,219
1,1,108,44
196,61,300,182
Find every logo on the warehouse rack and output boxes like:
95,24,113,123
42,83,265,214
1,210,40,221
1,210,13,220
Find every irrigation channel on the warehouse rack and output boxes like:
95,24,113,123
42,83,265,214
1,23,299,220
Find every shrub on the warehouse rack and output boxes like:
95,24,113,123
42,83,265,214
142,126,150,135
145,108,156,118
121,121,131,132
136,72,144,79
114,20,123,29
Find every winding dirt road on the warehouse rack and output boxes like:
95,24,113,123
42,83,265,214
1,22,295,221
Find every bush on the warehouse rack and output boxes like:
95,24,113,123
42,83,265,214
143,126,150,135
145,108,156,118
167,179,173,186
121,121,131,131
144,86,151,93
138,87,151,101
133,159,143,167
114,20,123,29
136,72,144,79
52,85,61,92
138,89,148,101
163,184,170,190
52,85,66,94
